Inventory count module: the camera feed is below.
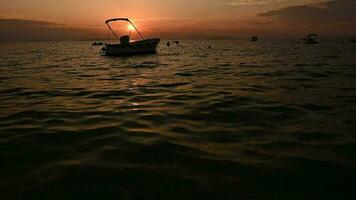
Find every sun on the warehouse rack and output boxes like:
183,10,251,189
128,24,135,31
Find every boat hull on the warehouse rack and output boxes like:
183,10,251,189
102,38,160,56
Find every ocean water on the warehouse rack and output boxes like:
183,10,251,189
0,40,355,199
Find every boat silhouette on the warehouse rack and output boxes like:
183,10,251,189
251,36,259,42
303,34,319,44
101,18,160,56
92,42,103,46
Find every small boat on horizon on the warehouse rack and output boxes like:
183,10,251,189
303,34,319,44
92,42,103,46
101,18,160,56
350,38,356,43
251,36,259,42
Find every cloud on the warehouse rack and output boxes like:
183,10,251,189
226,0,270,6
256,0,356,37
225,0,289,6
0,19,103,41
259,0,356,22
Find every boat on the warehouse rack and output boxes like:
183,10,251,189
101,18,160,56
92,42,103,46
303,34,319,44
350,38,356,43
251,36,259,42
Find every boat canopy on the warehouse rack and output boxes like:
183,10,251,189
105,18,130,24
105,18,144,41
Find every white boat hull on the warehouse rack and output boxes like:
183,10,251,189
101,38,160,56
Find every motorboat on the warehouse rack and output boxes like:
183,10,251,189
251,36,259,42
101,18,160,56
92,42,103,46
303,34,319,44
350,38,356,43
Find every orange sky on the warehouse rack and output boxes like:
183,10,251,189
0,0,355,40
0,0,320,24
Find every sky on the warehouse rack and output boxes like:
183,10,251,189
0,0,355,41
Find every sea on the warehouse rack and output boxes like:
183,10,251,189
0,40,355,200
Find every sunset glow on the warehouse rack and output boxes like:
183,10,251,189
128,24,135,31
1,0,355,40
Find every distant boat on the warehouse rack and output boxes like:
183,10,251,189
101,18,160,56
92,42,103,46
251,36,259,42
303,34,319,44
350,38,356,43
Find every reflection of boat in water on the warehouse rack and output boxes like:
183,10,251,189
251,36,259,42
92,42,103,46
303,34,319,44
101,18,160,56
